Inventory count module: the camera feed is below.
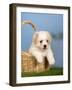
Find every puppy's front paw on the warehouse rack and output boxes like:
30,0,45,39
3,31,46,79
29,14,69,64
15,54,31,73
36,56,43,63
49,59,55,65
47,57,55,66
37,59,43,63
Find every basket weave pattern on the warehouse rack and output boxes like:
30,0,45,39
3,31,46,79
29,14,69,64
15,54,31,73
21,52,49,72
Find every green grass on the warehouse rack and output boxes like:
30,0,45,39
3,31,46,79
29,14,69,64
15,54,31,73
21,67,63,77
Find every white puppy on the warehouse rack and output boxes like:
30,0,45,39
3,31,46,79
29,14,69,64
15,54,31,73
29,31,55,66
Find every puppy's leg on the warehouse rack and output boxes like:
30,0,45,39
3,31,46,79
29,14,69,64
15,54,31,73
33,52,44,63
29,50,43,63
47,46,55,66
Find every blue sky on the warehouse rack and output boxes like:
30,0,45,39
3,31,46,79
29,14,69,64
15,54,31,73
21,12,63,67
21,12,63,33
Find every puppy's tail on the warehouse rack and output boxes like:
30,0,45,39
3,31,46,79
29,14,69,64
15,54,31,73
22,20,36,30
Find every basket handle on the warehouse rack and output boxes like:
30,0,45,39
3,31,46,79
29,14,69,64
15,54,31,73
22,20,36,30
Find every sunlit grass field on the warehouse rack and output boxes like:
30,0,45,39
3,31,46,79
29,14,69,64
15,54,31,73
21,67,63,77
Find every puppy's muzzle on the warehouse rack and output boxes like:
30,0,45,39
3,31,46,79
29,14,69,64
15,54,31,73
43,45,47,49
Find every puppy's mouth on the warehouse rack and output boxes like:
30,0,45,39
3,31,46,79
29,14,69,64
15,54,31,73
43,47,47,50
39,47,47,51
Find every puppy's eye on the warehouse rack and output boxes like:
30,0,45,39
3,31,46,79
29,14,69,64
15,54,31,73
46,40,49,43
40,40,43,43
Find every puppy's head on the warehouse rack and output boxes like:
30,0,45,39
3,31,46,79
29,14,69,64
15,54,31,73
32,31,52,51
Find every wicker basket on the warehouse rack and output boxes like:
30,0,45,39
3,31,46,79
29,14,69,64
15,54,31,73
21,52,50,72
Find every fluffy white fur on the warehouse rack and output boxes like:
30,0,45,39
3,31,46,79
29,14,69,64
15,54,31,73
29,31,55,66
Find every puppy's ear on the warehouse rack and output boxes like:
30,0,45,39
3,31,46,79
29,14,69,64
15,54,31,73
47,32,52,43
32,32,38,44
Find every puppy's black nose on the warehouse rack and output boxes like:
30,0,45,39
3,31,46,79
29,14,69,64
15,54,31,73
44,45,47,49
